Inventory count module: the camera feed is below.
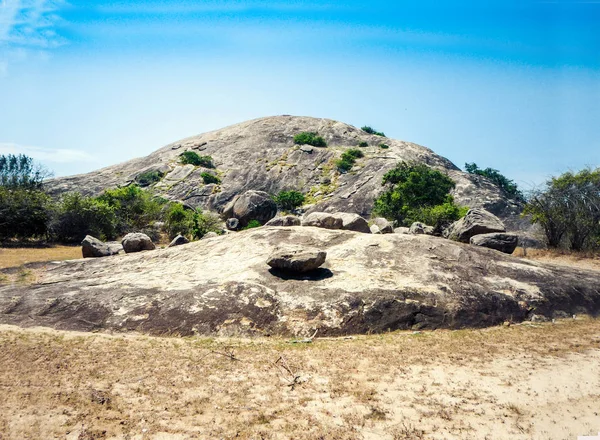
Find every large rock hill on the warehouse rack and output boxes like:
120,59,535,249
1,227,598,336
47,116,523,226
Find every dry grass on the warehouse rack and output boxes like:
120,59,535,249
0,245,81,270
0,318,599,439
513,247,600,272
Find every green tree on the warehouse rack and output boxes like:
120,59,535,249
0,154,52,240
373,162,466,231
524,168,600,250
273,190,305,211
0,154,52,189
0,186,50,240
465,162,524,201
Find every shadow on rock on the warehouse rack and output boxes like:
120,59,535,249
268,267,333,281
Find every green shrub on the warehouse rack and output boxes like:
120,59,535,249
273,190,305,211
242,219,262,230
410,202,469,233
379,143,389,149
180,151,214,168
0,187,50,240
358,141,368,148
373,161,466,231
293,132,327,147
336,148,364,173
201,172,221,185
190,209,222,239
465,163,524,201
335,159,354,173
50,193,116,242
97,185,164,235
361,126,385,137
165,203,193,238
165,203,222,239
342,149,364,160
135,170,163,187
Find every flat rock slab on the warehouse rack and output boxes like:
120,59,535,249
1,227,599,337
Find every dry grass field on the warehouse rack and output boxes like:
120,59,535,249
0,318,599,439
0,245,82,270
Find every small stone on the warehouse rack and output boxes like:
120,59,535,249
168,235,189,247
409,222,435,235
371,217,393,234
226,218,240,231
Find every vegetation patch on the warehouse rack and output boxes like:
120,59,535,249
201,172,221,185
273,190,305,211
242,219,262,230
373,161,467,232
361,126,385,137
336,148,364,173
293,132,327,147
465,162,524,201
524,167,600,251
179,151,214,168
379,143,389,149
358,141,368,148
135,170,163,187
165,203,222,239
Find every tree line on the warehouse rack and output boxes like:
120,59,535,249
1,153,599,252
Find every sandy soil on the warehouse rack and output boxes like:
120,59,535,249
0,318,599,439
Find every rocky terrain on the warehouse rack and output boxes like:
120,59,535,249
1,226,598,336
46,116,524,227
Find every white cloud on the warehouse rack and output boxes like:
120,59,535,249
0,0,65,72
0,142,96,164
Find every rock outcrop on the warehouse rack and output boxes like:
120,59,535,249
446,208,506,242
266,247,327,273
372,218,393,234
332,213,370,233
265,215,302,227
222,190,277,227
45,116,524,228
301,212,343,229
2,227,598,336
409,222,435,235
168,235,189,247
121,232,156,253
81,235,120,258
470,233,519,254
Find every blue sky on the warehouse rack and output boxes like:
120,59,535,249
0,0,599,189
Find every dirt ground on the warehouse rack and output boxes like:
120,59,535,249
514,247,600,272
0,318,599,440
